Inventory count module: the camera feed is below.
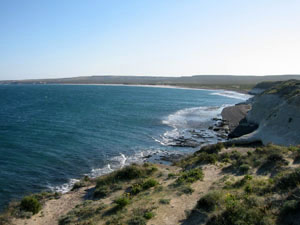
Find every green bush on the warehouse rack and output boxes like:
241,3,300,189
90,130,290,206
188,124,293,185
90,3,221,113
141,179,158,189
130,183,143,195
201,143,224,154
280,200,299,216
293,148,300,162
239,164,250,174
20,196,41,214
71,181,86,191
143,211,155,219
127,216,147,225
229,151,242,161
180,185,194,194
94,185,109,198
279,200,300,225
275,168,300,191
196,153,218,164
96,164,156,188
197,192,221,212
159,199,170,204
267,153,284,162
231,175,253,188
94,164,157,198
114,196,130,209
59,201,105,225
206,199,270,225
130,179,158,195
176,168,204,185
168,173,176,178
244,184,253,193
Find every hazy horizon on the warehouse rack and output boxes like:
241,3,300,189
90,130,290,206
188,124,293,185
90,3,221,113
1,0,300,80
3,74,300,82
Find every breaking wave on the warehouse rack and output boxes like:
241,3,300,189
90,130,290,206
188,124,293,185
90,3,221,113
210,91,252,100
158,105,230,146
48,148,181,193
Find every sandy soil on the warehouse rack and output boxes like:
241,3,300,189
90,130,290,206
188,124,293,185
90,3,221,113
11,187,89,225
150,165,222,225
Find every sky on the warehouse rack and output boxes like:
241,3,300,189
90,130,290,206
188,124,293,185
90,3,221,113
1,0,300,80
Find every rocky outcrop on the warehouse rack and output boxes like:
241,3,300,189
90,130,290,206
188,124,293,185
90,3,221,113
231,80,300,146
221,104,251,132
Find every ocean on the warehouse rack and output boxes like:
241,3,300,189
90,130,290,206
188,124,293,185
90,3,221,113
0,84,250,210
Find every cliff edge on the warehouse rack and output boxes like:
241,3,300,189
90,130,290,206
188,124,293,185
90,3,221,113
231,80,300,146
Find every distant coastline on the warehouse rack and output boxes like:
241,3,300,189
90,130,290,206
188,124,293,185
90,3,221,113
0,82,252,95
1,74,300,94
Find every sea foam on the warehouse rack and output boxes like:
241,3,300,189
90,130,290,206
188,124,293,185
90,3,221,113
210,90,252,100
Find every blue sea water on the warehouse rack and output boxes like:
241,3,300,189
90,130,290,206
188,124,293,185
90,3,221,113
0,84,249,210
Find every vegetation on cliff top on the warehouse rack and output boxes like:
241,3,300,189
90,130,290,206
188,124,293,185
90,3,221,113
260,79,300,101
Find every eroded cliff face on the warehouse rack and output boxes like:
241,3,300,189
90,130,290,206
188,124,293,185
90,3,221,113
233,80,300,146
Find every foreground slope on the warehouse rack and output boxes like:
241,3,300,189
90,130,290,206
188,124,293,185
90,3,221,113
2,143,300,225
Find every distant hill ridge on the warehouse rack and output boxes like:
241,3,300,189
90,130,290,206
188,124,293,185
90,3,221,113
1,75,300,86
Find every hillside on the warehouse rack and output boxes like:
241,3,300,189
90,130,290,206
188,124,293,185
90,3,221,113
1,143,300,225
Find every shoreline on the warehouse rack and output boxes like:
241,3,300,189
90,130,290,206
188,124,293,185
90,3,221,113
61,83,252,94
51,100,251,195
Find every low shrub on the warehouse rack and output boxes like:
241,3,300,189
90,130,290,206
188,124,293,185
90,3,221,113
130,179,158,195
30,191,61,201
20,196,41,214
176,168,204,185
196,153,218,164
71,181,87,191
114,196,130,209
96,164,156,187
143,211,155,219
127,216,147,225
275,168,300,191
277,200,300,225
226,175,253,189
206,197,271,225
94,185,109,198
130,183,143,195
159,199,170,204
201,143,224,154
239,164,250,174
197,192,221,212
280,200,300,217
59,201,105,225
180,185,194,194
293,148,300,163
94,164,157,198
141,179,158,189
168,173,176,178
267,153,284,162
229,151,242,161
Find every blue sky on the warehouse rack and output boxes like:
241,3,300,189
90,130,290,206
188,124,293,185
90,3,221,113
1,0,300,80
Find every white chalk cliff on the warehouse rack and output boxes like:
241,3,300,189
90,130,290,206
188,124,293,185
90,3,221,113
232,80,300,146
